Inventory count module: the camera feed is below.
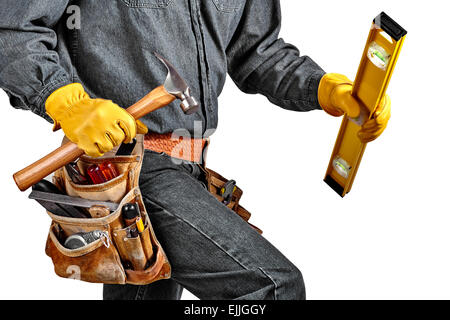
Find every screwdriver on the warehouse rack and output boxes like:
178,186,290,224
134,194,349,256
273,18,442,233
87,161,119,185
99,161,119,181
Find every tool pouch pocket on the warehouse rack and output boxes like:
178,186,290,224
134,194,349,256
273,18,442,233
45,135,171,285
202,167,262,234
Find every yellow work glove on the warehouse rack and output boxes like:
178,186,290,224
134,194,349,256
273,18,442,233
318,73,391,143
46,83,148,157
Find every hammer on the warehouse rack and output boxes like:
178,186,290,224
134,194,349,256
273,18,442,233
13,53,199,191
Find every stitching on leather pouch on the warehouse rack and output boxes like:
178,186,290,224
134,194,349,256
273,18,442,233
212,0,243,13
121,0,172,8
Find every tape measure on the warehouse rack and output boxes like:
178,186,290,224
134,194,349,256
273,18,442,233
324,12,407,197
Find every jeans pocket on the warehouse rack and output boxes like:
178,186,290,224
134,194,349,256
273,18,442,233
121,0,172,8
212,0,244,13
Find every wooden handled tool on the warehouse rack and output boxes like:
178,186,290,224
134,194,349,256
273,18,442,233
13,86,175,191
14,53,200,191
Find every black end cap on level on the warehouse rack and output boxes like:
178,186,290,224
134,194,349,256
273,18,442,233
324,175,345,198
374,12,408,41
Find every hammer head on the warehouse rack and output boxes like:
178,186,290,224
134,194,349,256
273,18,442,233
155,53,199,115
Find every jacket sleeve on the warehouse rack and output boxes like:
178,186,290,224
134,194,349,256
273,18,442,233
0,0,71,119
226,0,325,112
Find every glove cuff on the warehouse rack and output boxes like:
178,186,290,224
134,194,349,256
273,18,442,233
45,83,90,130
318,73,353,117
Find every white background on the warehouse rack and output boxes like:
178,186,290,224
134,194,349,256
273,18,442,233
0,0,448,300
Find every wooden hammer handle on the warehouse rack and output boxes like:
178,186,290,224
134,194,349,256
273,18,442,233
13,85,175,191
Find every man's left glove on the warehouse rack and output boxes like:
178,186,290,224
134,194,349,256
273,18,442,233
45,83,148,157
318,73,391,143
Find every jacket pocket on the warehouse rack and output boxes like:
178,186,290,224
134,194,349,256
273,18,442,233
121,0,172,8
212,0,244,13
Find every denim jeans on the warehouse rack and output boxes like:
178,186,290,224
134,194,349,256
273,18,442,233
103,150,305,300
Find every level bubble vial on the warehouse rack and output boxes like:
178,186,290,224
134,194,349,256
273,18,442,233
333,156,351,179
368,42,390,70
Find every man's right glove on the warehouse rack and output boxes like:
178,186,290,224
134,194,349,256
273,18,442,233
45,83,147,157
318,73,391,143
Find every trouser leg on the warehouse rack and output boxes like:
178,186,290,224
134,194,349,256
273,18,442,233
104,150,305,300
103,279,183,300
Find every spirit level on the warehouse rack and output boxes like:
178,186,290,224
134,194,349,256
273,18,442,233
324,12,407,197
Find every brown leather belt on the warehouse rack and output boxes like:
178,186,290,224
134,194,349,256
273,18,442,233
143,132,208,163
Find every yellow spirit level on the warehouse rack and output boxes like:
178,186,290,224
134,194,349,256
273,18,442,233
324,12,407,197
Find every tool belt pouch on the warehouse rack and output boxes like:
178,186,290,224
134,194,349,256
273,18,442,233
202,167,262,234
45,135,171,285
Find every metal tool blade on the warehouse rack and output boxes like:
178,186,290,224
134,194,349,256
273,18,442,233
29,191,119,212
154,52,199,114
154,52,188,95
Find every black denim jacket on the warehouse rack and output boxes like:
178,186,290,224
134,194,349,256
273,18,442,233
0,0,325,135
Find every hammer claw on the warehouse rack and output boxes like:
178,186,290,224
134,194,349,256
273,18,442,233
155,52,199,115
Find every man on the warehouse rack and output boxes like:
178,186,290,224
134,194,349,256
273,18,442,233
0,1,389,300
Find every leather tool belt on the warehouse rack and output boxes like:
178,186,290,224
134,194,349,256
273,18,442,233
44,134,260,285
200,167,262,234
144,132,262,234
49,135,171,285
